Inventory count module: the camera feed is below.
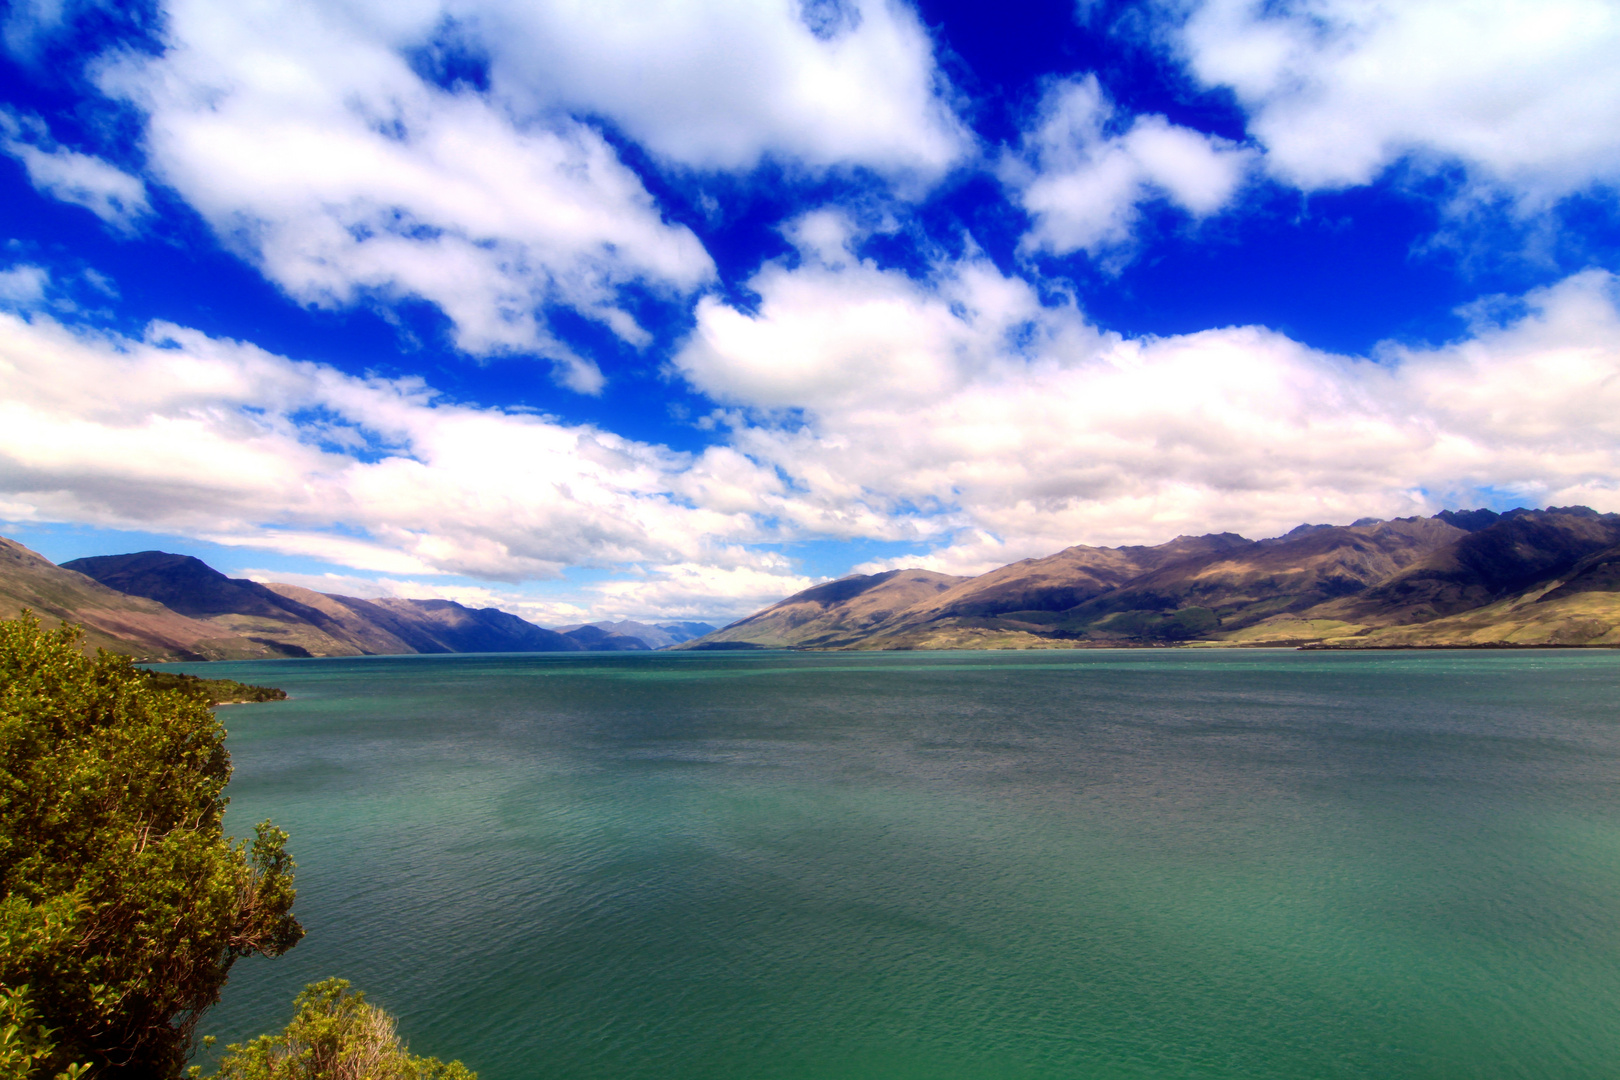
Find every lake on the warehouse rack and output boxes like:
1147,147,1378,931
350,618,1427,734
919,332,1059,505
177,648,1620,1079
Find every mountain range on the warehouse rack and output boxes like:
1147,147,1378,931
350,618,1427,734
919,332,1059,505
6,506,1618,660
678,507,1620,650
0,540,712,660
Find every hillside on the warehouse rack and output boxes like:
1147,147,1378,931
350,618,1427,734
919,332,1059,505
59,549,582,657
680,507,1620,651
1,538,280,660
691,569,969,649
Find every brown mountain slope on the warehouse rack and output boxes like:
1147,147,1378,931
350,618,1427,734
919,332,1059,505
1052,516,1468,640
1313,508,1620,626
257,584,426,654
906,533,1255,622
1537,541,1620,601
1328,591,1620,647
0,538,272,660
682,508,1620,651
64,549,584,656
1307,532,1620,648
690,569,968,649
364,598,582,652
65,552,372,657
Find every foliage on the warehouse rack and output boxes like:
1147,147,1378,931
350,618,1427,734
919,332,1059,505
0,985,90,1080
0,613,303,1078
201,981,474,1080
136,671,287,706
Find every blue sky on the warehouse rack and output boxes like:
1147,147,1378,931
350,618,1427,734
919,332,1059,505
2,0,1620,625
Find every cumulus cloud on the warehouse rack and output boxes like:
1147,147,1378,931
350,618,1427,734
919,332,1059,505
676,232,1620,574
466,0,969,176
1179,0,1620,201
0,108,150,231
1005,75,1253,258
97,0,715,386
39,0,967,387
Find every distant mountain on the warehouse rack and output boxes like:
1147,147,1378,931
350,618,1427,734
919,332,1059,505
680,508,1620,651
560,624,651,651
655,621,720,643
554,619,720,650
1,539,271,660
58,549,581,658
693,569,968,649
368,598,580,653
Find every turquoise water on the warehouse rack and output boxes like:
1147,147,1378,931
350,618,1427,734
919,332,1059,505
180,649,1620,1079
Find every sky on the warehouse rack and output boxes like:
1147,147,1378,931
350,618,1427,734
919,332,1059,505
2,0,1620,626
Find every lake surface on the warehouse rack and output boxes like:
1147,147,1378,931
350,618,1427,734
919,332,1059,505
176,648,1620,1079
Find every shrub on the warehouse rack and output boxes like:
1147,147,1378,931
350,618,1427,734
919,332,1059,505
0,984,89,1079
202,981,474,1080
0,614,302,1077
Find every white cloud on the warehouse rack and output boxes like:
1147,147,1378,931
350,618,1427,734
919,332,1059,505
679,212,1108,414
468,0,968,177
675,236,1620,574
1179,0,1620,200
1005,75,1253,258
0,264,49,306
582,558,818,623
0,309,768,580
97,0,715,385
63,0,969,386
0,108,150,232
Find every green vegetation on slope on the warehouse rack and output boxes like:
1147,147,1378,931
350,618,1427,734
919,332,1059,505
138,670,289,706
0,614,303,1076
202,980,474,1080
0,614,474,1079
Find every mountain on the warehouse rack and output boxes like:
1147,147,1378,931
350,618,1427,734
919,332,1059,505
1048,516,1467,642
1313,508,1620,626
59,549,581,657
555,619,722,650
368,598,581,653
561,624,651,651
63,551,373,657
680,508,1620,651
917,533,1254,620
1,538,273,660
690,569,969,649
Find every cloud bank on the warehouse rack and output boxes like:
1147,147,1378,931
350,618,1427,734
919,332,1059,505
679,232,1620,574
3,243,1619,611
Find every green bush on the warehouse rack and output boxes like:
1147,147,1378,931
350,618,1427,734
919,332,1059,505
202,981,474,1080
0,614,303,1077
0,985,89,1080
137,672,287,706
